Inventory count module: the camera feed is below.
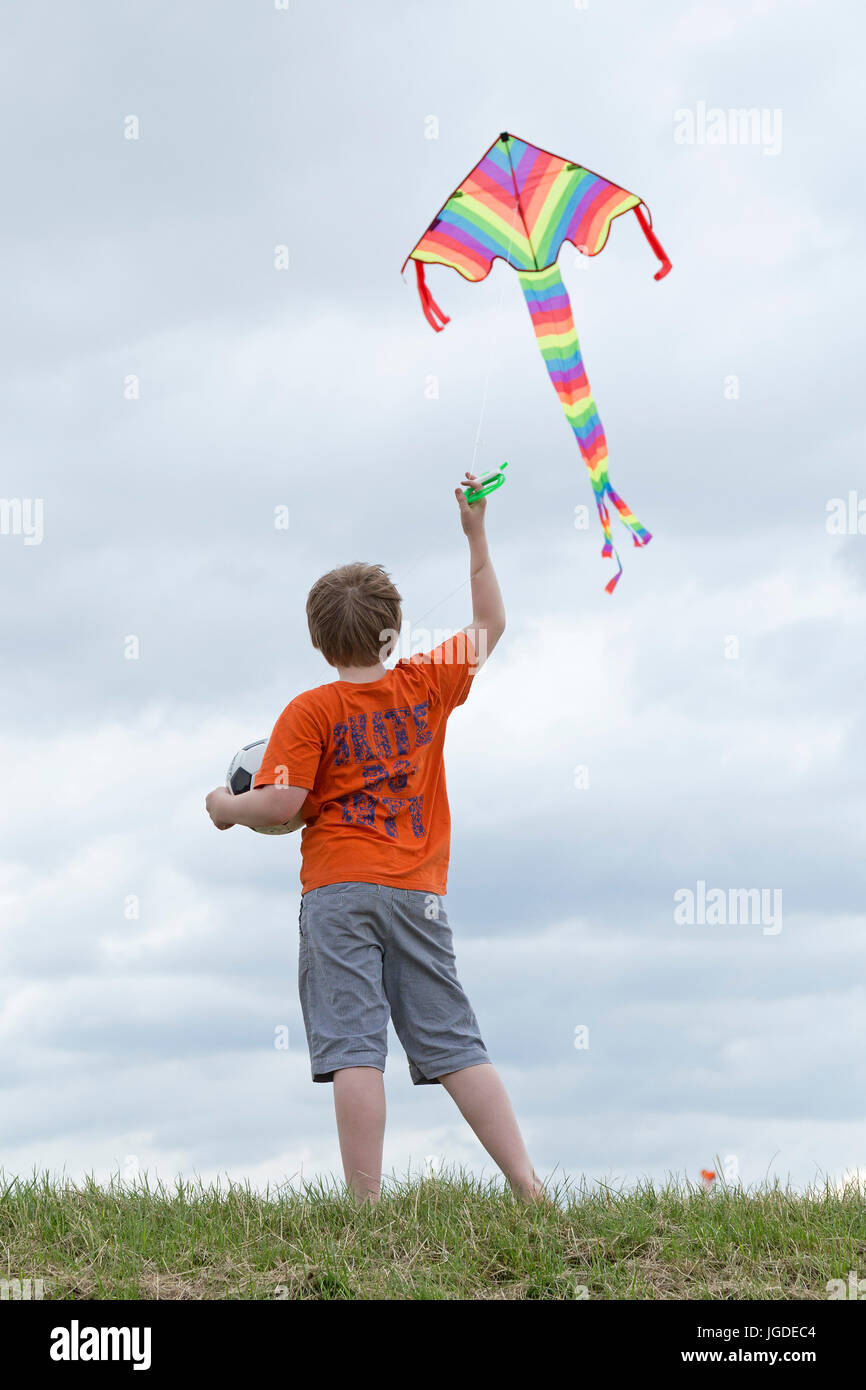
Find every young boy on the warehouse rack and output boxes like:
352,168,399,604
205,473,543,1202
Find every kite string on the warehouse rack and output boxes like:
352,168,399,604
468,198,521,474
397,196,520,620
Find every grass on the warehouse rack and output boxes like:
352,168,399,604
1,1169,864,1300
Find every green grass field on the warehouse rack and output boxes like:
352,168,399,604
2,1171,863,1301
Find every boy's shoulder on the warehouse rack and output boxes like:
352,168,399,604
276,680,338,724
278,633,476,723
293,679,339,705
399,631,476,668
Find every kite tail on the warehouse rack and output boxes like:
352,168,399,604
633,205,672,281
413,260,450,332
517,263,651,593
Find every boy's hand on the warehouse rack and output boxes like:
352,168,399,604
455,470,505,667
205,786,235,830
455,471,487,537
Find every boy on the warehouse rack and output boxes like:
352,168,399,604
206,473,543,1202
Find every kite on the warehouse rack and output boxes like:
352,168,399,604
402,132,672,592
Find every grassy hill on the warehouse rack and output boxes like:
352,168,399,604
2,1170,864,1300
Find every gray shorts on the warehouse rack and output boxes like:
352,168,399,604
298,882,490,1085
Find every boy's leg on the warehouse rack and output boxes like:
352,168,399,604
333,1066,386,1202
383,892,546,1202
298,884,392,1201
438,1063,545,1202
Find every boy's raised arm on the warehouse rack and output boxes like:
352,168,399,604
455,471,505,668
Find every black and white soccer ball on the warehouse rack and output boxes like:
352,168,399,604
225,739,295,836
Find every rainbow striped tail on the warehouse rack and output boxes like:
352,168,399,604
518,263,651,593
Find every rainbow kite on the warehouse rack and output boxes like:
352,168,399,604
402,132,671,593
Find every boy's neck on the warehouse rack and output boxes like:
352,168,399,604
335,661,387,684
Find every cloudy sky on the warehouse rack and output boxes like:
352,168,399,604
2,0,864,1196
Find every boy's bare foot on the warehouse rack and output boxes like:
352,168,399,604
512,1172,556,1207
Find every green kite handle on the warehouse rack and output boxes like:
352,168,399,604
465,461,508,504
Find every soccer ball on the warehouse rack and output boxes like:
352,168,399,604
225,739,295,836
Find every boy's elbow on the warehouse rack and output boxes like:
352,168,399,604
471,617,504,663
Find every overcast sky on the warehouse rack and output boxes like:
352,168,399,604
2,0,864,1197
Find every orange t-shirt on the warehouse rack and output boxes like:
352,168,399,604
254,634,476,895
